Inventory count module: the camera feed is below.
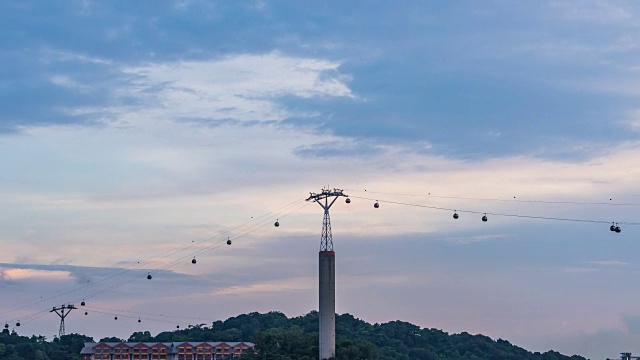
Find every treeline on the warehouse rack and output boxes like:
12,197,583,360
0,311,588,360
0,330,91,360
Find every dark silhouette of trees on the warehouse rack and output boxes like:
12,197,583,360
0,330,92,360
0,312,588,360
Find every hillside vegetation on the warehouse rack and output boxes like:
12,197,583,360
0,311,587,360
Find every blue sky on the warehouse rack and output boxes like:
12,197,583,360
2,1,640,359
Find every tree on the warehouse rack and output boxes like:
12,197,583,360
128,331,153,342
58,333,94,355
0,311,589,360
98,336,124,342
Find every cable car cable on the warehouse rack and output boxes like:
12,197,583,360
343,189,640,206
348,195,640,226
9,200,313,324
0,198,306,320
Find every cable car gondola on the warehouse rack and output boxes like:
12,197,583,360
114,316,118,320
84,312,88,315
81,300,85,306
147,273,152,280
227,237,232,245
138,318,141,323
453,211,459,219
4,323,8,329
610,222,621,233
274,219,279,227
15,321,20,327
374,201,379,208
192,257,196,264
345,198,351,204
482,213,488,222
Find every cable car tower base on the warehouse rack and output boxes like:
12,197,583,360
307,188,348,360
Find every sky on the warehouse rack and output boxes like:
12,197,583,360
2,1,640,359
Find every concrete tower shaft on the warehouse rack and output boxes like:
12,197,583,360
319,251,336,360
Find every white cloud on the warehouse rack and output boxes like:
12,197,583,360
41,48,113,65
3,120,640,265
5,49,640,358
49,74,91,92
591,260,628,266
548,1,634,24
0,268,71,281
444,233,510,245
212,276,315,296
115,52,353,123
563,267,598,273
623,109,640,131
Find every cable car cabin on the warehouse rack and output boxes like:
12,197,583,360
610,223,621,233
81,300,85,306
346,198,351,204
147,273,152,280
227,239,232,245
192,257,197,264
482,214,488,222
274,220,279,227
453,212,459,219
374,201,379,208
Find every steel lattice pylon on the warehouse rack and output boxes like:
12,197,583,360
50,304,76,337
307,188,347,251
321,209,333,251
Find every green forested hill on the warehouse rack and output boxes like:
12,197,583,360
0,311,588,360
0,331,91,360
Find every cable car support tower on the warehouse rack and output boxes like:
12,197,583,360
306,188,348,360
50,304,77,337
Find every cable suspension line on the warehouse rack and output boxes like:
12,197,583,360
1,198,306,322
349,195,640,226
344,189,640,206
5,199,311,325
